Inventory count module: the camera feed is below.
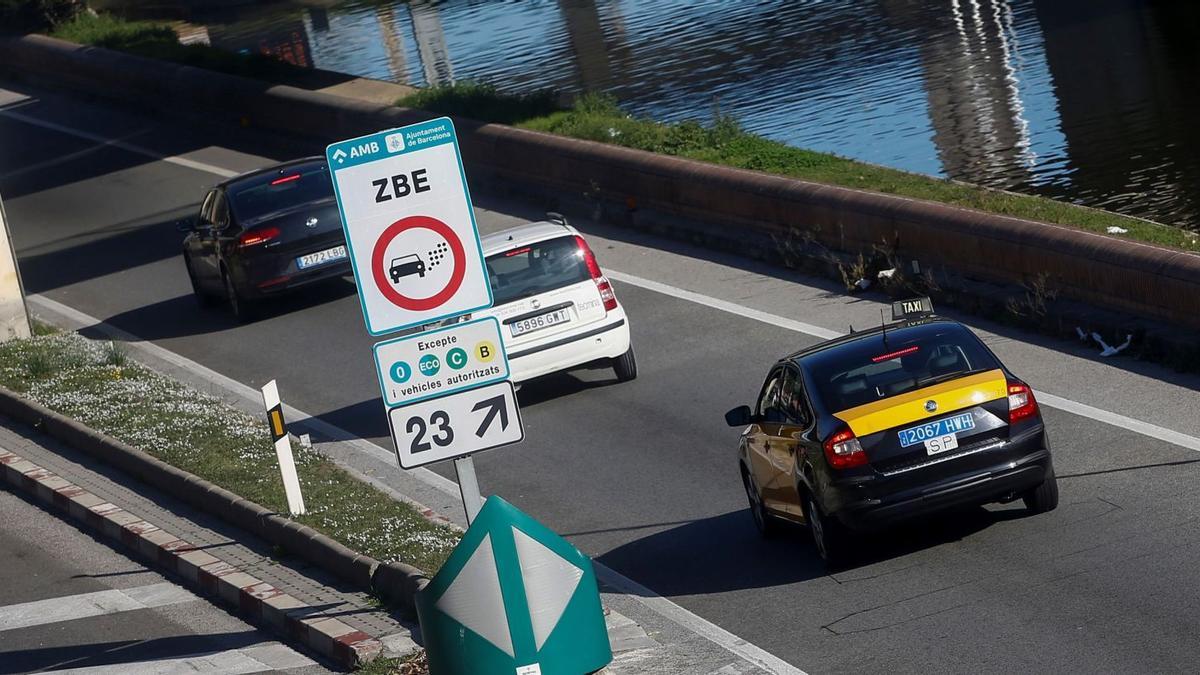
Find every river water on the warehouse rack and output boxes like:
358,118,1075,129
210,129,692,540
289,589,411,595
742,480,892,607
111,0,1200,231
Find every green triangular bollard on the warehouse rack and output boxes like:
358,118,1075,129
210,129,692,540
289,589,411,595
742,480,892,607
416,496,613,675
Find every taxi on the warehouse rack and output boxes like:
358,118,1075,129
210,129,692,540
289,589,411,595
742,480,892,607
726,298,1057,565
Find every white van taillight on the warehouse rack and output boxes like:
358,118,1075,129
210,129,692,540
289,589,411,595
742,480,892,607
575,235,618,312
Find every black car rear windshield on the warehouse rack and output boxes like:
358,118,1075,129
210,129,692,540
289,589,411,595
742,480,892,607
485,236,590,305
806,323,1002,413
228,165,333,223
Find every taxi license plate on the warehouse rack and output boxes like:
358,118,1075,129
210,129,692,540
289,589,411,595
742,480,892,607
297,245,347,270
898,412,975,448
511,308,571,336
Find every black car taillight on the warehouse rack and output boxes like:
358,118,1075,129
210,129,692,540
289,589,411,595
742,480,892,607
238,225,280,248
1007,380,1039,424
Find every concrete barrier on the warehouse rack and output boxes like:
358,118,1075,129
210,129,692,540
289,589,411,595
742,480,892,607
2,33,1198,333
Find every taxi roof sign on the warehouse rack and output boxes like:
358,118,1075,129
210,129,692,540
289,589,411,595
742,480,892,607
892,296,935,321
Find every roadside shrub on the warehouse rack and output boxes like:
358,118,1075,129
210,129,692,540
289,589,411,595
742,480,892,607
401,81,560,125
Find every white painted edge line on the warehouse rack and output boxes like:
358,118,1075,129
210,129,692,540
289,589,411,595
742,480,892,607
607,269,1200,454
0,108,239,178
607,270,842,341
25,292,806,675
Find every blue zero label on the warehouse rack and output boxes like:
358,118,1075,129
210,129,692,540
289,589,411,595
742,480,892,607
389,360,412,384
419,354,441,376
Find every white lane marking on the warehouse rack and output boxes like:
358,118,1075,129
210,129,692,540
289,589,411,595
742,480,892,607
0,582,196,632
608,269,1200,454
44,647,293,674
0,108,238,178
1036,392,1200,453
595,565,808,675
607,270,841,340
28,293,804,675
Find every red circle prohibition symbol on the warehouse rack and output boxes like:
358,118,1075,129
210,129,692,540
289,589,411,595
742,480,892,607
371,215,466,311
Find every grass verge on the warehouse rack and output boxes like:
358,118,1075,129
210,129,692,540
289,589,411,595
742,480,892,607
358,650,428,675
50,12,305,81
0,330,459,573
403,86,1200,253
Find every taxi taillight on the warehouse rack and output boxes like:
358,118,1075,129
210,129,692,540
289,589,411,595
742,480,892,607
823,427,868,469
575,235,618,312
1007,381,1039,424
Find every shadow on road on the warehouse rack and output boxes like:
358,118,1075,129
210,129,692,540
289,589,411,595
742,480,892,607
17,212,194,295
598,503,1033,596
78,279,360,342
0,630,268,674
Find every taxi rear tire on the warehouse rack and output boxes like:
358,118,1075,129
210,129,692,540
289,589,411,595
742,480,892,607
805,495,850,567
1022,468,1059,513
613,346,637,382
741,467,779,538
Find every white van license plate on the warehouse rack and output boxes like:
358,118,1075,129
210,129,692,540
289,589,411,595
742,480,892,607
510,308,571,336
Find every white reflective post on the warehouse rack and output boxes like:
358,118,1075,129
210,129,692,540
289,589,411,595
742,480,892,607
261,380,306,516
454,456,484,524
0,193,31,342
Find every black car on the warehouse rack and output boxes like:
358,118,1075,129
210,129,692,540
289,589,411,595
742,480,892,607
727,300,1057,566
181,158,351,320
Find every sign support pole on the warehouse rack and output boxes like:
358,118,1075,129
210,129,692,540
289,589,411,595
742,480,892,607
454,456,484,524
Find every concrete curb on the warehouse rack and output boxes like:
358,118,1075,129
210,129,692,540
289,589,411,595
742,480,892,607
0,444,382,668
0,386,429,616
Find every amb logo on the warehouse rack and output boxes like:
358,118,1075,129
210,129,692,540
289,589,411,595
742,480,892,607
331,141,381,165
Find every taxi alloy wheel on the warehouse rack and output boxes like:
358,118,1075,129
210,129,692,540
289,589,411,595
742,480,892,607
806,496,847,566
741,469,778,538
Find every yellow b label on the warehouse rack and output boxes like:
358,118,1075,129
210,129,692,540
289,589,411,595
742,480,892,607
474,340,497,363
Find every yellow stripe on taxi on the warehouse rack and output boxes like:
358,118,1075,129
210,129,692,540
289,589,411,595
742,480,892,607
833,368,1007,437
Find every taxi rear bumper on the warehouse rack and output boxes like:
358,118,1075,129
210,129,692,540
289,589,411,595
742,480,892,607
829,427,1052,531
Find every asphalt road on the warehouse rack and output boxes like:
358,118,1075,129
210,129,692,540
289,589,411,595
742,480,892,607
3,80,1200,674
0,489,325,674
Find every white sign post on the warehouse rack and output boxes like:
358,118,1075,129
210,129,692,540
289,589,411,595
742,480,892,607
328,119,524,525
260,380,306,517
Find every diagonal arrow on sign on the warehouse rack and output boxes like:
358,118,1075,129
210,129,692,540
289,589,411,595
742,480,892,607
472,394,509,437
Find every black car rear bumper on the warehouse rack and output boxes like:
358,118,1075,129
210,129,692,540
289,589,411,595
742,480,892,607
239,259,352,299
829,427,1052,531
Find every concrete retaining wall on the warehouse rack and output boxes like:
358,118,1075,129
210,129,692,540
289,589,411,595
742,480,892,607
2,34,1198,332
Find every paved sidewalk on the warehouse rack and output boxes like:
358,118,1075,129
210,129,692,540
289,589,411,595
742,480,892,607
0,419,418,665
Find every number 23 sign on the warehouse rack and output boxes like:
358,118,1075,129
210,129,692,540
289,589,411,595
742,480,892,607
389,380,524,469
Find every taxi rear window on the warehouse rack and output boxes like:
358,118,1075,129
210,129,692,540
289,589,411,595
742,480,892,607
806,324,1001,412
486,236,589,305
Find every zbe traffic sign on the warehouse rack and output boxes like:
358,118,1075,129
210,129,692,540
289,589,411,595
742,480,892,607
326,118,493,336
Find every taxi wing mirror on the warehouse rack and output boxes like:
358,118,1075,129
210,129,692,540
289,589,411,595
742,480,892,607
725,405,754,427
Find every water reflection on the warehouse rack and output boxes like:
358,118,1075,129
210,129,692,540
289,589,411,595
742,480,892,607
107,0,1200,230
